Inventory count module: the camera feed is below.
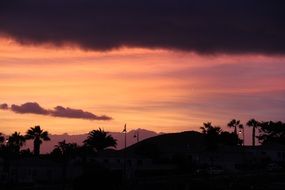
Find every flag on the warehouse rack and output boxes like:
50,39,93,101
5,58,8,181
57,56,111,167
122,123,127,133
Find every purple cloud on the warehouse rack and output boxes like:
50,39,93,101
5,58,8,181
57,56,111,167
0,103,8,110
51,106,112,120
2,102,111,121
11,102,49,115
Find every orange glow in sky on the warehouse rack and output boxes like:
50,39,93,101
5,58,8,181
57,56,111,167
1,37,285,136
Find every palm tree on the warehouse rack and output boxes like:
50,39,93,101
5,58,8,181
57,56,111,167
0,133,5,145
247,119,259,146
257,121,285,145
25,125,50,156
200,122,222,150
200,122,222,136
227,119,243,135
238,124,245,145
7,132,26,153
0,133,5,151
53,140,78,158
227,119,244,145
52,140,79,187
83,128,117,152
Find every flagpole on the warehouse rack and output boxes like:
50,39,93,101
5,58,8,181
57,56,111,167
123,123,127,181
124,124,127,150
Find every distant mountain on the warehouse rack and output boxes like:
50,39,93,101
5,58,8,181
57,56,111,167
22,128,161,153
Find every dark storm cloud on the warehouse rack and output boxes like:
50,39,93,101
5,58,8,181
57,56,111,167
2,102,111,120
0,0,285,54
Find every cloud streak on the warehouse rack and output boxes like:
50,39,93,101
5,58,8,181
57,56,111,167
1,102,112,121
0,103,8,110
51,106,111,120
11,102,49,115
0,0,285,54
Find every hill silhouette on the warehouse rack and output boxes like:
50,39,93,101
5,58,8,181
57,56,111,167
21,128,160,153
122,131,207,158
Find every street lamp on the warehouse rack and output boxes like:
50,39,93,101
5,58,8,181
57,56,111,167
238,128,245,146
133,129,139,143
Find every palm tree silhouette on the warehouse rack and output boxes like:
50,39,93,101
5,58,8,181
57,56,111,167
7,132,26,153
247,119,259,146
227,119,243,135
25,125,50,156
83,128,117,152
0,133,5,145
52,140,79,188
238,124,245,145
54,140,78,158
200,122,221,150
200,122,222,136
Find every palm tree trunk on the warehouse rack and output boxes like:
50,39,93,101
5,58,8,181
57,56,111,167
34,138,40,156
252,126,255,146
234,126,239,145
243,127,245,146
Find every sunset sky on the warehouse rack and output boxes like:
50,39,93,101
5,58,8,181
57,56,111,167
1,0,285,142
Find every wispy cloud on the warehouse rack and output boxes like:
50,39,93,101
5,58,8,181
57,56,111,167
1,102,112,121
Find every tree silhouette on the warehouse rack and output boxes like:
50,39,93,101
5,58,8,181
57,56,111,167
83,128,117,152
227,119,243,135
238,124,245,145
257,121,285,145
200,122,222,136
25,125,50,156
200,122,221,150
7,132,26,153
219,131,239,146
51,140,79,188
247,119,259,146
0,133,5,145
52,140,78,158
227,119,243,145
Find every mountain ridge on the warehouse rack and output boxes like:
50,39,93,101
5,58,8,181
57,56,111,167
20,128,162,153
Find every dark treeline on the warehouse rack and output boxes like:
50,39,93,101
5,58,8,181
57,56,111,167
0,119,284,190
0,126,117,158
1,119,285,157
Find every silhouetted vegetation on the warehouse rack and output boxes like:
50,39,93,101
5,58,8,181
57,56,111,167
83,128,117,152
7,132,26,153
25,125,50,156
258,121,285,145
200,122,240,149
247,119,259,146
219,131,240,146
228,119,244,145
227,119,243,136
0,133,4,145
50,140,79,160
0,122,284,190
